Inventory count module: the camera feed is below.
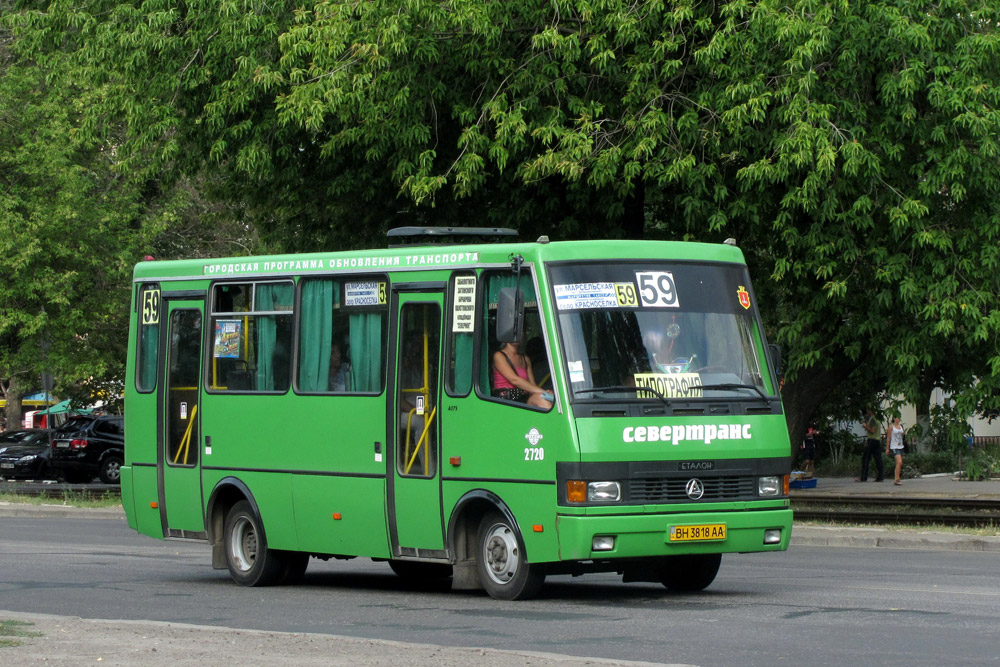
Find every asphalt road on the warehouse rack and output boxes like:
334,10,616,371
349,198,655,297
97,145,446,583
2,514,999,666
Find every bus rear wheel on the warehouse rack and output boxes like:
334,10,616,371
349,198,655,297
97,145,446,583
475,511,544,600
658,553,722,592
224,500,283,586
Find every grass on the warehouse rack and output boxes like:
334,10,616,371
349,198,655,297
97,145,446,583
0,490,122,509
0,620,42,648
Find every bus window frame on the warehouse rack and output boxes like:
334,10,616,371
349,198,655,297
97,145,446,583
135,281,162,394
293,273,391,397
444,270,477,398
205,278,295,395
475,266,556,413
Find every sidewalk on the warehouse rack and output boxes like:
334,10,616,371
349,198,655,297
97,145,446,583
790,474,1000,500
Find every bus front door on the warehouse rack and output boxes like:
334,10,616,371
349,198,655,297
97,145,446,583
159,299,206,537
389,293,445,556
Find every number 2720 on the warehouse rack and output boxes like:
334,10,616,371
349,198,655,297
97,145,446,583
524,447,544,461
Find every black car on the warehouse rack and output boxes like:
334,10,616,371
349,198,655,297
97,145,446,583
0,429,53,480
50,415,125,484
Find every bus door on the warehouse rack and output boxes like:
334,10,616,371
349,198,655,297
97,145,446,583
389,291,446,556
159,298,206,537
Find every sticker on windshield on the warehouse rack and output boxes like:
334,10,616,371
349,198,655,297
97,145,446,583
568,360,586,383
633,373,704,398
635,271,679,308
737,285,751,310
345,281,387,307
554,283,619,310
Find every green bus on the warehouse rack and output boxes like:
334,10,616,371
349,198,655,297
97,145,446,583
123,228,792,600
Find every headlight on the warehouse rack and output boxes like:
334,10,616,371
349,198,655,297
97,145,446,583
17,454,38,463
587,481,622,502
758,476,781,496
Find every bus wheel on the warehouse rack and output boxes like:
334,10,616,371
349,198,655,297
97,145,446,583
476,511,544,600
224,500,283,586
658,553,722,592
388,560,453,581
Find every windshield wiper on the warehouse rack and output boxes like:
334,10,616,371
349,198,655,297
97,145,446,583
697,383,770,401
574,385,668,402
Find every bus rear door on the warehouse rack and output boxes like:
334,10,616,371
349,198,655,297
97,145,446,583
160,297,206,537
389,290,446,556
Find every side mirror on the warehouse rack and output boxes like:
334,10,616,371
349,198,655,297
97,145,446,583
767,343,782,377
496,288,523,343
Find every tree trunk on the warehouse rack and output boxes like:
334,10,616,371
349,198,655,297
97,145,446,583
781,355,858,457
3,375,25,430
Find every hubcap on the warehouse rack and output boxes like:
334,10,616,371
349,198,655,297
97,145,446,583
230,517,257,572
106,461,121,481
483,522,519,585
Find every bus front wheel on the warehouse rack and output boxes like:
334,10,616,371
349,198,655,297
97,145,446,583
475,511,544,600
224,500,284,586
658,553,722,592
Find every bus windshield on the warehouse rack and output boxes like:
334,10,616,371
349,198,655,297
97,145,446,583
550,261,775,402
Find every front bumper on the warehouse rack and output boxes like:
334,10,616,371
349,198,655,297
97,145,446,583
555,508,792,561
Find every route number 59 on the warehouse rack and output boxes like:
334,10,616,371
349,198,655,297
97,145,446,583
636,272,679,308
142,289,161,325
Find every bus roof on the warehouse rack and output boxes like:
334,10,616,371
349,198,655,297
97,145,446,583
132,238,746,282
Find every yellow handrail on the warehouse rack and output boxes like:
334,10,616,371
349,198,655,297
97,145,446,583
404,405,436,475
173,404,198,465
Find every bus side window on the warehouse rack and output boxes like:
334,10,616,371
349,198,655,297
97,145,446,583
446,272,476,397
480,271,552,411
297,277,389,394
209,281,293,393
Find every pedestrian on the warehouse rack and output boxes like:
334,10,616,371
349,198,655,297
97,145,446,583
800,425,818,477
857,407,885,482
886,416,905,485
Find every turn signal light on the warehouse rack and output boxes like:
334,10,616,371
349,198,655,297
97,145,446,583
783,474,790,495
567,480,586,503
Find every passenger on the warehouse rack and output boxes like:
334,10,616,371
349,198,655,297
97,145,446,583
886,416,905,485
492,341,553,409
328,342,350,392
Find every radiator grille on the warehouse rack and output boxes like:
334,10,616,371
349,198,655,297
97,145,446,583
629,475,757,503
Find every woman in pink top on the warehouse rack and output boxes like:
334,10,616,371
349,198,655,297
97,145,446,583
492,341,553,409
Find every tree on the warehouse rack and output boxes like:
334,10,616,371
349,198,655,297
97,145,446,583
7,0,1000,445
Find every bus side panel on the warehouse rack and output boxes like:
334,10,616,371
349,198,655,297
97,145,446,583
443,480,563,563
130,464,164,538
440,392,579,565
202,469,298,549
291,476,390,558
120,466,137,530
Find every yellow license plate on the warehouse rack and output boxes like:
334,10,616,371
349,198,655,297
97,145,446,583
668,523,727,542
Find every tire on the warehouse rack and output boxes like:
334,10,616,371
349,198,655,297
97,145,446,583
98,456,123,484
475,511,544,600
659,553,722,592
276,551,310,585
223,500,284,586
388,560,453,581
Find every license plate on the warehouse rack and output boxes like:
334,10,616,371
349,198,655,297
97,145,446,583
1,463,14,469
668,523,727,542
55,441,70,448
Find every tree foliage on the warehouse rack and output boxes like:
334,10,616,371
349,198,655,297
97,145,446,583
5,0,1000,441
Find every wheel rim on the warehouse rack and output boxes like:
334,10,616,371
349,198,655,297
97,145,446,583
230,516,257,572
105,461,121,481
482,522,520,585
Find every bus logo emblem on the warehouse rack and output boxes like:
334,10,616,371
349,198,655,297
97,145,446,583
737,286,751,310
525,428,544,446
685,478,705,500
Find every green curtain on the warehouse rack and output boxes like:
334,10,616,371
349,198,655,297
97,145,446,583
451,333,473,394
486,273,536,308
138,324,159,392
299,280,335,392
349,313,383,392
256,283,294,391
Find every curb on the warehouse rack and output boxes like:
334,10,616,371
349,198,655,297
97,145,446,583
0,503,125,520
790,525,1000,551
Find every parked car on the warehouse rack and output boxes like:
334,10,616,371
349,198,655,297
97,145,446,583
0,429,53,480
50,415,125,484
